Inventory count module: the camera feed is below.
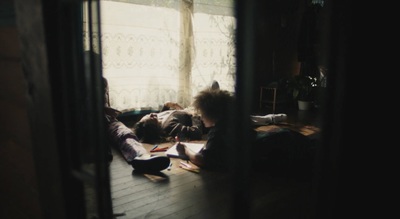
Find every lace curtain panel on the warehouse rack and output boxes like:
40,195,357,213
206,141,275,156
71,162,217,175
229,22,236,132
84,0,236,111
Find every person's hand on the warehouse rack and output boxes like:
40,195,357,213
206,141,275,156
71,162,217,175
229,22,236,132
176,143,189,160
176,142,186,154
164,101,184,110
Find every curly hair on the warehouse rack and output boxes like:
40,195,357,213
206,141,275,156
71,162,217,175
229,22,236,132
192,89,234,123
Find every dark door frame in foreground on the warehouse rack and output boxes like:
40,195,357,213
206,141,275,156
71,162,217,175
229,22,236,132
14,0,112,218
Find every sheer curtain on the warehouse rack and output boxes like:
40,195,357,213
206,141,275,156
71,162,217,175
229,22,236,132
84,0,236,111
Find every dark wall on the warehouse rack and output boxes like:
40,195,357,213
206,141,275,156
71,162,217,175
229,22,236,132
0,0,66,218
251,0,327,112
0,20,44,219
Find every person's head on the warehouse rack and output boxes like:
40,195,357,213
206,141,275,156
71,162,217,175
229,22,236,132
192,89,234,128
134,113,164,143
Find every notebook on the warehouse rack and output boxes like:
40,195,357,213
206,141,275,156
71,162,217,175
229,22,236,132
165,142,204,158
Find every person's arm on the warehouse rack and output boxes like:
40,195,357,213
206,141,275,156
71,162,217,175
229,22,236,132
176,143,204,167
164,113,203,140
169,122,203,140
162,101,184,111
191,115,203,130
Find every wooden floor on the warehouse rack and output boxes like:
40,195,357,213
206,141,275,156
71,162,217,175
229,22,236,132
109,109,321,219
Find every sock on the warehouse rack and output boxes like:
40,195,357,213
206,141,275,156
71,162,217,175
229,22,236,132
251,114,287,124
271,114,287,123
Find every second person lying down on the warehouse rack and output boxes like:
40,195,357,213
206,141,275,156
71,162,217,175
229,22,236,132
134,102,205,144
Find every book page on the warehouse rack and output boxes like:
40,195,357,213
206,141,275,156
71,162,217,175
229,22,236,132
165,142,204,158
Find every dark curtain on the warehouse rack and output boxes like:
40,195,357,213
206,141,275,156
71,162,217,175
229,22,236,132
297,3,322,77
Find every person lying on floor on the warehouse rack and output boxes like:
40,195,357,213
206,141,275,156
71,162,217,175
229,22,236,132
103,78,170,172
134,79,285,145
250,113,288,125
176,88,316,179
133,101,205,144
134,81,221,143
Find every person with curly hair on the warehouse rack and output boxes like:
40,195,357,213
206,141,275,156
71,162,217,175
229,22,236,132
176,88,316,179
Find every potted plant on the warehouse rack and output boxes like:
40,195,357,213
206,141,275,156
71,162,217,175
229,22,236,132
286,74,318,110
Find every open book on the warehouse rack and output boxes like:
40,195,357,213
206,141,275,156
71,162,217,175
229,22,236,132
165,142,204,158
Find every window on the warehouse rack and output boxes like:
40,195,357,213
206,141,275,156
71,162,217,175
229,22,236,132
83,0,236,111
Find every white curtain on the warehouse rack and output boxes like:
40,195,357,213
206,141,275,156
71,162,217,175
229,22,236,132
84,0,236,111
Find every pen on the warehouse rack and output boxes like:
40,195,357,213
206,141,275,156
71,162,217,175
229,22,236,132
180,166,199,173
150,146,168,152
176,136,189,163
179,161,199,173
180,161,192,168
151,144,158,151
